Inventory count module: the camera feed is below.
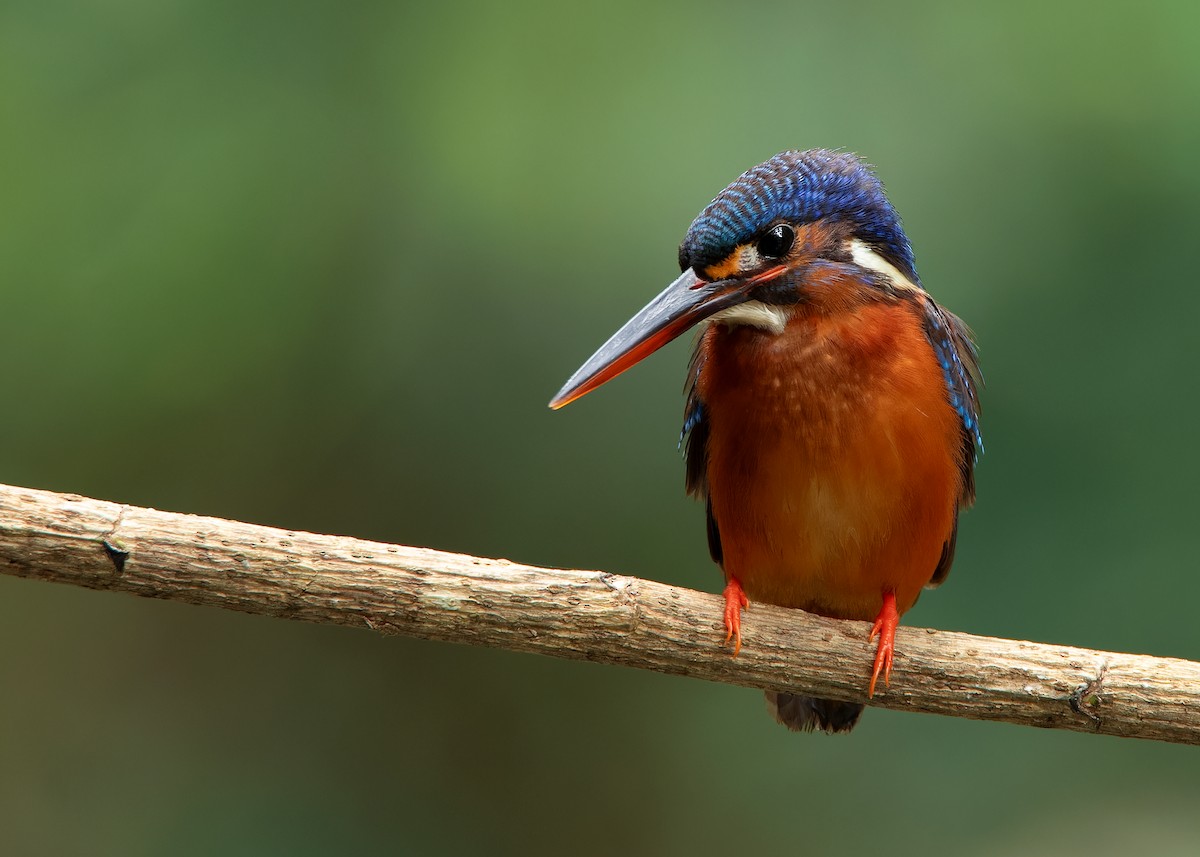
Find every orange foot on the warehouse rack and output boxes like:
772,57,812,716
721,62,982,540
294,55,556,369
722,577,749,656
867,590,900,697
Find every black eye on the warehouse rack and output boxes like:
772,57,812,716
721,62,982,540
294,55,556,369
756,224,795,259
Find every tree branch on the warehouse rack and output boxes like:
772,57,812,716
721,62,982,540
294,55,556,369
1,482,1196,745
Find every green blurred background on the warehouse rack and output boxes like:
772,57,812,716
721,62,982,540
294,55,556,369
2,1,1199,854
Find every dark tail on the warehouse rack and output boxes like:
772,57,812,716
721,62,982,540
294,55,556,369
765,692,864,733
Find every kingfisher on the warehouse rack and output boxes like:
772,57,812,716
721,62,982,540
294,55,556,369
549,150,980,733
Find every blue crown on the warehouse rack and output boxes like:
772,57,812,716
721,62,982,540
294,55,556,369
678,150,919,285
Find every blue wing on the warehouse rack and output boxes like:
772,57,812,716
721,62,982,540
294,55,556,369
917,296,981,586
918,296,982,504
681,345,723,566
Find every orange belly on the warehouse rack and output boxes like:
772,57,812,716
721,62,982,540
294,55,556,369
697,300,965,621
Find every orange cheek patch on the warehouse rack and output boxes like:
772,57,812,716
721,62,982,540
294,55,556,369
702,246,750,280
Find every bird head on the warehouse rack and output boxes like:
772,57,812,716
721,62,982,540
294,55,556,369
549,149,921,409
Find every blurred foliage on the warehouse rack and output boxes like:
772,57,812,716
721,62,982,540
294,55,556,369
2,0,1200,854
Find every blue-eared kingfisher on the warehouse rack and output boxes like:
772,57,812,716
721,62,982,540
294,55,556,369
550,150,980,733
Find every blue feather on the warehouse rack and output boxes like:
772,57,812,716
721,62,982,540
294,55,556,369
919,299,984,456
680,150,918,285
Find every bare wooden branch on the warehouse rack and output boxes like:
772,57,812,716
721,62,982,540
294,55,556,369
0,482,1196,744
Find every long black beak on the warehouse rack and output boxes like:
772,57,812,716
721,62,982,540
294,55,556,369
549,268,750,409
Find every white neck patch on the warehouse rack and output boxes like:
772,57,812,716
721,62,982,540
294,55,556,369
707,301,789,334
848,239,920,294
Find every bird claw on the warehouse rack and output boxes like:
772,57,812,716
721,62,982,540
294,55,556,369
868,590,899,697
722,578,749,656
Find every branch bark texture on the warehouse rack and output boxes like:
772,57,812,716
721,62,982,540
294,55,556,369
1,483,1196,745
